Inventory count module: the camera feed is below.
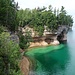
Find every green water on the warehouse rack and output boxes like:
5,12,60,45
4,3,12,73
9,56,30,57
26,27,75,75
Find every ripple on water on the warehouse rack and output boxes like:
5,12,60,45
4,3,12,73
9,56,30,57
26,30,75,75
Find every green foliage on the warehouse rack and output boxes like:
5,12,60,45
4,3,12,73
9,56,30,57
0,0,19,31
17,6,73,35
57,6,73,26
10,70,23,75
0,32,21,75
18,30,32,50
19,34,29,50
0,25,6,34
0,1,73,74
34,26,44,36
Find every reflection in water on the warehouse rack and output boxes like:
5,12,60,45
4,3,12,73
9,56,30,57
33,45,70,75
27,28,75,75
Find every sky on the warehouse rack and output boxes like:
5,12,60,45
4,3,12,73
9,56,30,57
15,0,75,25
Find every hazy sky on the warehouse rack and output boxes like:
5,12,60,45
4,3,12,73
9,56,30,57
15,0,75,24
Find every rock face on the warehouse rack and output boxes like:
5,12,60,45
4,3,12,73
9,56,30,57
10,34,19,44
50,40,59,45
19,57,30,75
29,41,48,47
29,40,59,48
20,25,69,47
21,26,39,37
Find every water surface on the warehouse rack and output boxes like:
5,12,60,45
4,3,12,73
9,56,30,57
26,27,75,75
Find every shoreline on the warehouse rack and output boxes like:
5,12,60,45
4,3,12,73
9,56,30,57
20,43,65,75
25,44,65,75
29,40,60,48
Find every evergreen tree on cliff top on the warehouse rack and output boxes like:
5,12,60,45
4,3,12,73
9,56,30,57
17,5,73,36
0,0,19,31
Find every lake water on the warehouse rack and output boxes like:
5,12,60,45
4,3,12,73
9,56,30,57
26,27,75,75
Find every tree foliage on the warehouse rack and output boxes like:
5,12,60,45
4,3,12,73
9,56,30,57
0,1,74,74
18,30,32,51
0,0,18,31
17,6,73,35
57,6,73,26
0,31,21,75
